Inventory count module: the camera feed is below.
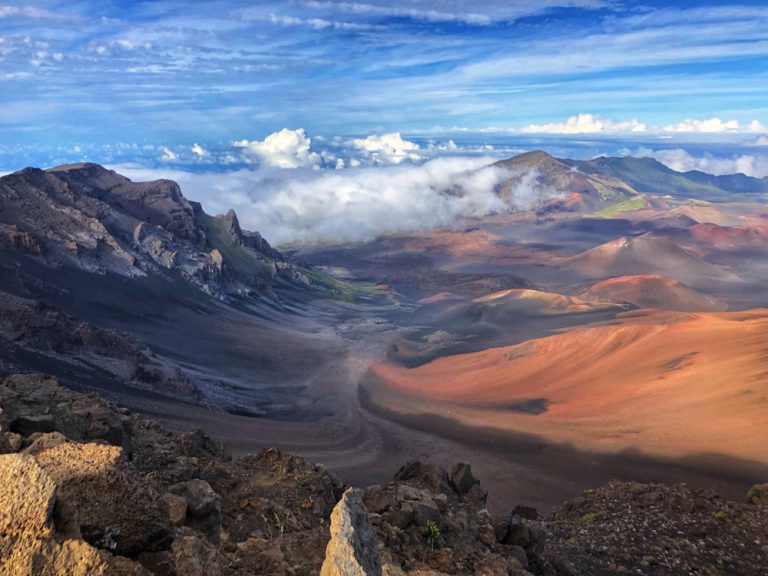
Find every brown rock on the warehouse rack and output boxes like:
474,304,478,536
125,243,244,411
0,453,113,575
172,527,224,576
34,441,171,556
426,548,453,572
22,431,70,455
163,493,188,525
364,484,391,513
0,453,56,539
169,479,222,542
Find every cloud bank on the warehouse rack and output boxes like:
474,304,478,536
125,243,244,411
521,114,766,135
523,114,647,134
647,148,768,178
114,157,555,245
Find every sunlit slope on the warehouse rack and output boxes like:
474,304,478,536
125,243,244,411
368,309,768,462
579,275,723,311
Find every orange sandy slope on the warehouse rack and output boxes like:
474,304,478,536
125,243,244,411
579,275,723,312
368,309,768,463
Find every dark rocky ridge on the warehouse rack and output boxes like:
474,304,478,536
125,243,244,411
0,163,334,300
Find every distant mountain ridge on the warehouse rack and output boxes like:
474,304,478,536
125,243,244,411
0,162,338,301
495,151,768,212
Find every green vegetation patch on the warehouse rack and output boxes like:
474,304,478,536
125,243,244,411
595,195,647,218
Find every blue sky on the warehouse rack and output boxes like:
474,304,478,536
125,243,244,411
1,0,767,173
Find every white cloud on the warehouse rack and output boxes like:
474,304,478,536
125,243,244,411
299,0,613,25
191,143,209,158
349,132,421,164
648,148,768,178
110,157,559,245
662,117,766,133
234,128,321,169
267,13,377,31
745,135,768,147
159,146,179,162
0,6,55,19
522,114,646,134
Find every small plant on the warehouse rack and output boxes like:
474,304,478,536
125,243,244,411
746,485,766,505
579,512,602,523
713,510,729,522
425,520,441,550
298,470,316,487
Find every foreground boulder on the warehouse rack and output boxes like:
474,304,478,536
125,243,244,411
34,441,172,556
321,488,382,576
0,453,148,575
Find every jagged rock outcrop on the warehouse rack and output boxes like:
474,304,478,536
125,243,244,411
321,488,382,576
0,163,332,300
0,296,201,402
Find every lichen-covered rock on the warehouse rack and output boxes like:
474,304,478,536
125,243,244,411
33,441,172,556
321,488,382,576
0,453,118,576
0,453,57,540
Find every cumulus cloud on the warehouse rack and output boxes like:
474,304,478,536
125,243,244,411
663,117,767,133
159,146,178,162
111,157,557,245
648,148,768,178
234,128,321,169
191,143,209,158
522,114,646,134
349,132,421,164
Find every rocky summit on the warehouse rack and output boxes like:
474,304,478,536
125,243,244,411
0,163,327,300
1,373,766,576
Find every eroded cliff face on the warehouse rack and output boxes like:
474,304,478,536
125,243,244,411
0,163,324,299
1,373,767,576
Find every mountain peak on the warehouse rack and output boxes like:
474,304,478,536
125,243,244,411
495,150,562,169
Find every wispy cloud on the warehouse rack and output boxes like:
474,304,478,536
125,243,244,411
0,0,766,158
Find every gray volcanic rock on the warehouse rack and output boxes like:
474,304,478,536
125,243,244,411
321,488,382,576
0,294,201,401
0,163,325,299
